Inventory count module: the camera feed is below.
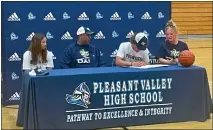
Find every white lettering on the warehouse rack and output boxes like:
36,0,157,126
76,58,90,63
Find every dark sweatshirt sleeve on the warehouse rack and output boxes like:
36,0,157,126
96,49,106,67
156,44,168,58
60,46,73,69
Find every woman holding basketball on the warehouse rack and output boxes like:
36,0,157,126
157,20,189,64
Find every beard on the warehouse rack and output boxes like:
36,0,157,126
82,40,90,44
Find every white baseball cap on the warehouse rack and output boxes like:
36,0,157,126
135,32,149,50
76,26,95,35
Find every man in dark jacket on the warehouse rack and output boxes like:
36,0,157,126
60,26,106,68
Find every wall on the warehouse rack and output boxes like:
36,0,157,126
172,1,212,35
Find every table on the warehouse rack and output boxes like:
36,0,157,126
17,65,212,129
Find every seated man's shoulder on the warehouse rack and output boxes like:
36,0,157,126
121,42,130,45
89,44,96,48
119,42,131,47
68,42,76,48
89,44,99,51
64,42,76,51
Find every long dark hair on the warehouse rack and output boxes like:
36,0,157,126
28,33,47,65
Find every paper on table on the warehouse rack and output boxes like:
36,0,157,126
129,64,169,69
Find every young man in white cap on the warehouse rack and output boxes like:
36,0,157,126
116,32,150,67
60,26,106,68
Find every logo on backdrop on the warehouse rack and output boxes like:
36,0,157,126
9,92,20,101
11,72,19,80
112,30,119,38
8,12,20,21
26,32,35,41
78,12,89,20
10,32,18,40
46,32,54,39
63,12,71,20
110,12,121,20
61,31,73,40
94,31,105,39
110,49,118,58
43,12,56,21
156,30,166,37
143,30,149,37
141,12,152,20
158,12,164,19
96,12,103,19
28,12,36,20
128,12,134,19
66,82,91,108
126,30,134,38
8,52,21,61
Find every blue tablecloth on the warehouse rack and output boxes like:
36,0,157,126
17,65,212,129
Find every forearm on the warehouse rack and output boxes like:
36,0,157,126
146,62,150,65
159,58,170,64
60,61,71,69
99,61,107,67
116,59,131,67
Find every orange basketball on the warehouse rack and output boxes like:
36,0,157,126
178,50,195,67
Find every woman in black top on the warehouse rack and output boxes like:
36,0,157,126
157,20,189,64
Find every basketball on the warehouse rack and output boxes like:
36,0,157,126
178,50,195,67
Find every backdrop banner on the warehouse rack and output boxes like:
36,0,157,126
1,1,171,105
